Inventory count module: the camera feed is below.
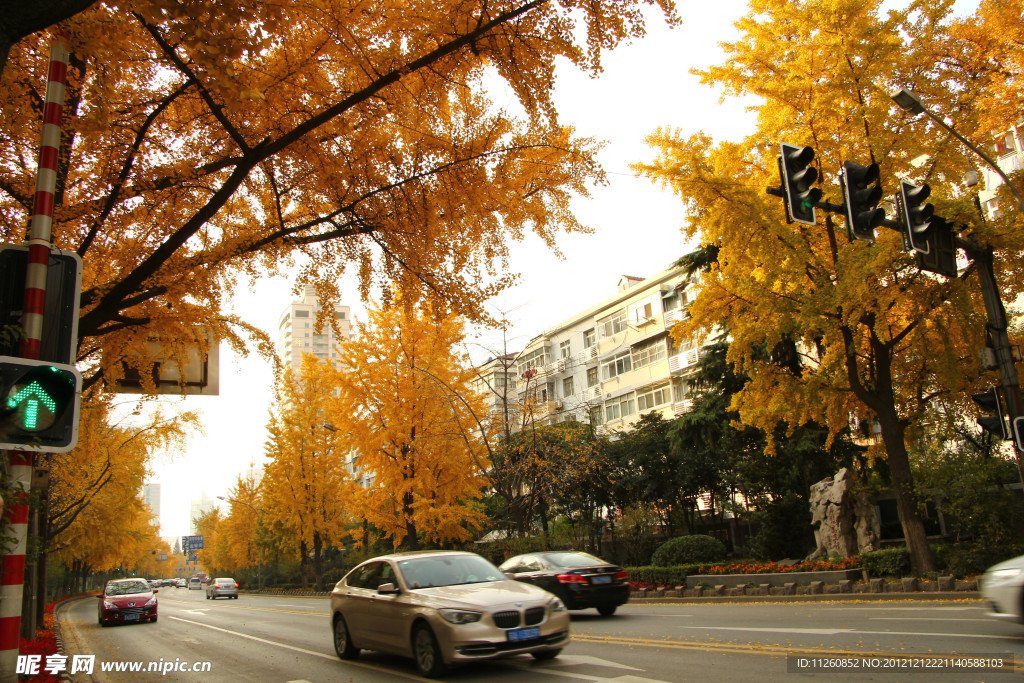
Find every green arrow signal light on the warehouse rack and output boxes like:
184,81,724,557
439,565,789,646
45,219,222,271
8,380,59,430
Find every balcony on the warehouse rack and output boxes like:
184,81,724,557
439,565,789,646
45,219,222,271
663,307,690,328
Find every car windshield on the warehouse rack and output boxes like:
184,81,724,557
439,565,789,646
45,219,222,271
541,552,606,568
398,555,505,589
106,581,150,596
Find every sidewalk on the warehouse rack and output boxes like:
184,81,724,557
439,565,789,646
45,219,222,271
628,576,982,603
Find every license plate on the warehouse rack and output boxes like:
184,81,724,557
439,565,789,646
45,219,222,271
507,626,540,642
125,613,139,621
591,575,612,584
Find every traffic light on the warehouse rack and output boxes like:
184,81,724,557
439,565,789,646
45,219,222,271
972,386,1008,440
841,161,885,242
915,216,958,277
899,181,934,254
779,143,822,225
0,356,81,452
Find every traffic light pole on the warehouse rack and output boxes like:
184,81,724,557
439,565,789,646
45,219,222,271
959,239,1024,484
1,31,70,680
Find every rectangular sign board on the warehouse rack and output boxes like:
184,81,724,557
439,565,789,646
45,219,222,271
0,244,82,364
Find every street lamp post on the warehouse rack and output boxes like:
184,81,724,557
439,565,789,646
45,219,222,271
217,495,263,590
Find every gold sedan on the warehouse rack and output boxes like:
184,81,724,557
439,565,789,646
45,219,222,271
330,550,570,677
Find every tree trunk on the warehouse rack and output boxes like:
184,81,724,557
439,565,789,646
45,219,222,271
402,491,420,550
312,532,324,592
876,409,935,574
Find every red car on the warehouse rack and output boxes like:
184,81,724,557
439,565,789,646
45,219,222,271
98,578,159,626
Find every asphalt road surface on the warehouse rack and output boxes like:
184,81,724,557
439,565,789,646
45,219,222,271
57,587,1024,682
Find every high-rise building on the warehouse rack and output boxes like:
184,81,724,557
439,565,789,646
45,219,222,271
189,493,216,535
142,483,161,523
278,284,352,369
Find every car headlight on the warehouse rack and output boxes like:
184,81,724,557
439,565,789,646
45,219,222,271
549,598,566,612
103,601,117,610
438,608,482,624
144,597,158,607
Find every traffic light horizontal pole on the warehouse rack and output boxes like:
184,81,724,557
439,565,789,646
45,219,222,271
766,186,900,229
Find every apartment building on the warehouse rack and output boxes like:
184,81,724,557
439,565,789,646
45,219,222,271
480,263,722,436
277,284,353,370
978,122,1024,219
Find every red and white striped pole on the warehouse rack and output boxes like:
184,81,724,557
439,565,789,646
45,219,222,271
1,29,70,680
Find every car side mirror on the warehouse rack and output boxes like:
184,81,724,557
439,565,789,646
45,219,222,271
377,582,400,595
504,572,517,579
153,589,159,593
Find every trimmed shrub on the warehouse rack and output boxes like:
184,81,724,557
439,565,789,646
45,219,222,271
651,535,727,567
625,565,698,587
859,548,910,578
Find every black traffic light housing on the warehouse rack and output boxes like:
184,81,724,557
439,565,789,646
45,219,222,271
779,143,822,226
0,356,81,452
972,385,1008,440
899,181,934,254
841,161,885,242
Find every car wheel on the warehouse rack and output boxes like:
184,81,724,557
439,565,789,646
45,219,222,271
98,616,107,627
332,614,360,660
597,605,617,617
150,616,158,623
531,649,561,661
412,624,447,678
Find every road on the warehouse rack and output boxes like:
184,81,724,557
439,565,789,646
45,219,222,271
57,587,1024,682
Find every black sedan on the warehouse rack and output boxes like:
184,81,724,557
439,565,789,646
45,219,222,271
499,551,629,616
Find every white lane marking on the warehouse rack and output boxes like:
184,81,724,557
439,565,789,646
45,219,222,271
870,617,996,622
683,625,1016,639
540,655,643,671
167,616,431,681
182,609,211,614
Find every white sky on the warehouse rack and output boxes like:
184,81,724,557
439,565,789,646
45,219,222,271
147,0,766,537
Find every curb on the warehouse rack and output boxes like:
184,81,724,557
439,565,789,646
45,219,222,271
629,591,982,604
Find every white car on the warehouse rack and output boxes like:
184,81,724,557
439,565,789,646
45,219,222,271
981,554,1024,623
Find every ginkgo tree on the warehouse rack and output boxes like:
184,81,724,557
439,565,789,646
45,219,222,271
326,293,491,550
636,0,1024,574
262,355,356,591
0,0,677,393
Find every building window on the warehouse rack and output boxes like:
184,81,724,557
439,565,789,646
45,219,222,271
518,347,547,374
601,351,631,380
637,384,671,412
598,312,627,338
632,338,667,369
589,406,603,425
583,328,596,348
295,310,310,317
559,340,571,359
587,366,599,388
605,393,635,422
562,376,574,397
336,311,346,319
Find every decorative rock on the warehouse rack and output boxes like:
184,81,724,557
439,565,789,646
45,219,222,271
901,577,917,592
839,579,852,593
713,585,725,596
809,581,824,595
784,582,796,595
938,576,955,591
870,578,885,593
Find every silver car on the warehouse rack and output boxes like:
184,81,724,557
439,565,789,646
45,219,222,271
206,577,239,600
981,554,1024,623
330,550,570,677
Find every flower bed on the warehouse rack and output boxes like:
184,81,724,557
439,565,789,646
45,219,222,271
18,601,62,682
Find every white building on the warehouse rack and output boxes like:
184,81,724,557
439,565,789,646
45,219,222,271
978,122,1024,219
278,284,353,369
476,263,722,436
142,483,161,524
189,493,216,535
